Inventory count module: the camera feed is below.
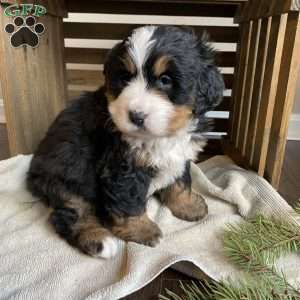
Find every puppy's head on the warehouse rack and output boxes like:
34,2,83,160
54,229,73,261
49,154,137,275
104,26,224,138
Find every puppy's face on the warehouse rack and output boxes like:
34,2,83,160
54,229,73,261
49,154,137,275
104,26,224,138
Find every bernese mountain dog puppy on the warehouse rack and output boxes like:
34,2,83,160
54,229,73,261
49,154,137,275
27,26,224,258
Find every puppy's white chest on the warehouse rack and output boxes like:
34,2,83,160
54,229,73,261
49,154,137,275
150,139,194,194
127,134,204,196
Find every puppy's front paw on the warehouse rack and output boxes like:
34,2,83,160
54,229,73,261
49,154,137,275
111,214,162,247
134,220,162,247
169,193,208,222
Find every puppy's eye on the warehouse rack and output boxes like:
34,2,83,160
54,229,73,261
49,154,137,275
158,74,172,86
119,71,132,83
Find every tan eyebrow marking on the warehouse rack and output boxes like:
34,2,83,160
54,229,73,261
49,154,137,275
121,53,136,74
153,55,171,77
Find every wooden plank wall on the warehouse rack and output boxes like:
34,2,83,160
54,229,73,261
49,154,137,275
65,0,240,138
0,1,67,154
228,0,300,188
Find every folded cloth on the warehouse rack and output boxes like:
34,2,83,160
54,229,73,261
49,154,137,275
0,155,299,300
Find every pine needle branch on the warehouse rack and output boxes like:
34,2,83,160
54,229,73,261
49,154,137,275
160,214,300,300
223,215,300,271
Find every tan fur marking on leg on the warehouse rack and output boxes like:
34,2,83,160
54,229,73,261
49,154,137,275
110,214,162,247
63,196,116,257
75,215,114,256
64,195,92,218
161,182,208,221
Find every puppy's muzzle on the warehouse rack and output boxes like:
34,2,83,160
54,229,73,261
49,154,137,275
129,110,146,128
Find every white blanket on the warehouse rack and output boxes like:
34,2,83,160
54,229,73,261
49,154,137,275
1,155,300,300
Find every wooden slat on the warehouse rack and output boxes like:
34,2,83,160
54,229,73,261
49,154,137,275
244,17,271,164
65,48,108,65
230,22,252,146
67,70,104,87
65,48,237,67
227,13,242,141
67,0,239,17
67,70,233,89
68,90,83,100
236,19,261,154
252,14,287,175
292,0,300,10
63,23,239,43
265,12,300,188
236,0,300,23
0,11,67,155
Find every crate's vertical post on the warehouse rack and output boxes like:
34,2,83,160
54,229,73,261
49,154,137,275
252,14,287,175
265,11,300,188
244,17,272,164
236,19,261,155
227,0,300,189
229,20,252,148
0,1,67,155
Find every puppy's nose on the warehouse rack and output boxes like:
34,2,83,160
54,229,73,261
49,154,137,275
129,110,145,127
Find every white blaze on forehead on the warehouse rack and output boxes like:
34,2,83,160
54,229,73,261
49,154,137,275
108,26,176,137
127,26,157,71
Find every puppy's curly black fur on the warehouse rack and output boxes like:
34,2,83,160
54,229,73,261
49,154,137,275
27,26,224,258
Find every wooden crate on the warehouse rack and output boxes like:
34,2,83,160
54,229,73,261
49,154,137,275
0,0,299,189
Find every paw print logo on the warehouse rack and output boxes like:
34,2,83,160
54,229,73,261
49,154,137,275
4,16,45,48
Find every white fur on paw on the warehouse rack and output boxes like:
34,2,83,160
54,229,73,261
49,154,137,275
96,236,119,259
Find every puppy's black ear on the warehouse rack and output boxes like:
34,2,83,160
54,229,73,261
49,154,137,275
103,42,123,76
195,65,224,112
194,34,225,114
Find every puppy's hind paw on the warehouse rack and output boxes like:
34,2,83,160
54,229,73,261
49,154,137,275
111,214,162,247
76,221,120,259
82,236,119,259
